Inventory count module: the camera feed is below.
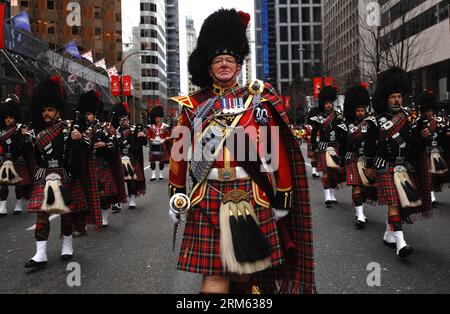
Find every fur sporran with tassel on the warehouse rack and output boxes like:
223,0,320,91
41,174,71,214
430,148,448,175
393,166,422,208
0,161,22,184
121,157,137,181
219,189,271,275
357,157,376,187
326,147,341,169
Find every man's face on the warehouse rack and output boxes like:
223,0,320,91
423,109,433,120
85,113,95,123
355,107,366,121
42,107,60,123
324,101,333,112
4,116,15,127
121,118,130,127
155,116,162,124
387,93,403,113
209,55,241,84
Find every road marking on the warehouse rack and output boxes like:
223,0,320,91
26,214,60,231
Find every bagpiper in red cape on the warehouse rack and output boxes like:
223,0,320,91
25,76,92,268
341,85,377,229
84,99,127,227
309,86,346,207
168,8,315,294
415,91,450,208
116,114,147,209
0,95,34,217
147,105,170,181
364,67,433,259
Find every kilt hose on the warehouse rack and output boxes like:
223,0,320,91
178,178,284,276
28,168,88,214
92,158,120,208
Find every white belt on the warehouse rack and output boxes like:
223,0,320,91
206,167,250,182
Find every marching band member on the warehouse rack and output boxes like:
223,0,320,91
147,105,170,181
168,9,315,294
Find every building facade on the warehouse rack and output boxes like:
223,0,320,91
140,0,168,106
165,0,180,98
11,0,123,70
255,0,324,95
380,0,450,100
186,16,199,94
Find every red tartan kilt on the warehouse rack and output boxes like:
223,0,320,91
93,159,119,201
148,143,169,162
345,159,362,186
376,169,400,206
131,159,145,181
0,162,33,186
28,170,88,213
178,178,284,276
315,151,328,172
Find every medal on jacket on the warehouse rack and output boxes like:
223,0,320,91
222,98,244,115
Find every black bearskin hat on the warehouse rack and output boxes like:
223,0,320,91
111,102,129,129
31,76,65,130
415,90,437,113
149,105,164,125
1,94,21,122
318,86,337,111
78,90,102,116
188,9,250,88
343,86,370,121
373,67,411,114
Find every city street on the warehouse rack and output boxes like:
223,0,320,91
0,145,449,294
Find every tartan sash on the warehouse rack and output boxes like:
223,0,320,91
36,123,64,151
378,113,407,144
321,112,337,129
348,121,365,144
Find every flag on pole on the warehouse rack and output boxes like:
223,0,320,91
64,40,82,59
94,58,107,71
13,11,31,32
82,50,93,63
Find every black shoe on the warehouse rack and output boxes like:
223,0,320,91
150,178,156,182
398,245,413,259
355,220,366,230
432,201,438,208
73,230,87,238
112,206,121,214
129,205,136,210
325,201,332,208
25,259,47,268
13,211,22,216
312,174,320,178
383,240,396,248
102,224,109,229
61,254,73,262
0,213,7,218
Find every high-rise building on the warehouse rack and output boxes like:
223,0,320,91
379,0,450,100
255,0,324,95
140,0,168,106
10,0,123,70
323,0,376,90
166,0,180,98
186,16,199,94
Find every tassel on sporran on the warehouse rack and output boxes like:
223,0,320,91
219,189,271,275
357,157,376,187
430,148,448,175
326,147,341,169
41,174,71,214
393,166,422,208
0,161,22,184
121,157,137,181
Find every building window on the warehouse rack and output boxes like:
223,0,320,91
20,1,29,7
72,26,79,35
116,13,121,23
95,28,102,36
48,26,55,34
94,7,103,19
47,0,55,10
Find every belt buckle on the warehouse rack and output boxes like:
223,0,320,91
48,159,59,169
218,168,237,182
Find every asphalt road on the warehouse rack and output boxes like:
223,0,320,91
0,145,449,294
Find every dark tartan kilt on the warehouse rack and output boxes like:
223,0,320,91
28,168,88,214
0,161,33,186
178,178,284,276
345,158,362,186
316,144,340,173
93,158,119,204
376,168,399,206
131,158,145,182
148,143,169,162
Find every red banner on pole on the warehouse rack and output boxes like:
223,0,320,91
313,77,322,99
122,75,132,96
284,95,291,110
324,77,334,87
0,3,5,49
111,76,120,96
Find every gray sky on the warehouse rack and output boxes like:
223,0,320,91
122,0,255,95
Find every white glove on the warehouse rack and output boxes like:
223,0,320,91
273,209,289,221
